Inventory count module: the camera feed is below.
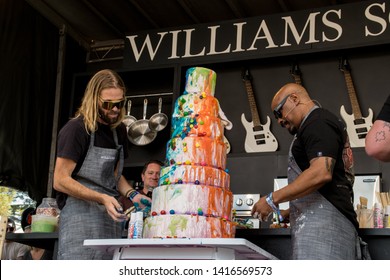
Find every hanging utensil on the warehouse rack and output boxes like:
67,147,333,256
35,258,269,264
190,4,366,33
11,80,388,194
148,97,168,132
224,135,231,154
127,99,157,146
122,99,137,132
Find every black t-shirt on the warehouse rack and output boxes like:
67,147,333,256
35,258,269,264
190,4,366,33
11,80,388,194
292,108,358,229
55,117,129,208
377,95,390,122
57,117,129,174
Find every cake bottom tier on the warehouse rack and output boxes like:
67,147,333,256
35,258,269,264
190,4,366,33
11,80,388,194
143,215,236,238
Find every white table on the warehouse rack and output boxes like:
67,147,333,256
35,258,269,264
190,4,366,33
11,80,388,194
84,238,278,260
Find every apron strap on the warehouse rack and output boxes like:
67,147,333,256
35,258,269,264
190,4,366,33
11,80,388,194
111,128,124,182
356,236,371,260
112,127,119,145
89,132,95,148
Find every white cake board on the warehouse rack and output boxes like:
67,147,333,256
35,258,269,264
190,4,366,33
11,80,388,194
83,238,278,260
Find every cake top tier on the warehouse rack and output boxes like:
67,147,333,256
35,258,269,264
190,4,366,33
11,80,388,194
184,67,216,96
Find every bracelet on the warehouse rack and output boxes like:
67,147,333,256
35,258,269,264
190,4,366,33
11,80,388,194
125,188,135,198
265,192,284,222
128,190,139,201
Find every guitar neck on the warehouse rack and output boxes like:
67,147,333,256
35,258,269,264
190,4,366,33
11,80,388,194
290,63,303,85
243,80,261,126
292,74,302,85
343,70,363,119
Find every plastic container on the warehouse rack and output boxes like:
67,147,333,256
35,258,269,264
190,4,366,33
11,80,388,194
127,212,136,239
133,212,144,239
357,209,374,228
36,197,60,217
31,215,58,232
384,205,390,228
373,203,383,228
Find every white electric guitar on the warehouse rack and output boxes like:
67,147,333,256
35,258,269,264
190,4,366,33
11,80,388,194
241,69,278,153
339,58,373,148
290,62,303,85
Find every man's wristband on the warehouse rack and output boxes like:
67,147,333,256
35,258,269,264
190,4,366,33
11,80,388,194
125,188,134,198
127,189,139,201
265,192,284,222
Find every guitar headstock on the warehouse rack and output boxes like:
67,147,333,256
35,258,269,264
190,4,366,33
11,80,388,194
339,57,351,73
242,68,252,81
290,62,301,77
290,62,302,85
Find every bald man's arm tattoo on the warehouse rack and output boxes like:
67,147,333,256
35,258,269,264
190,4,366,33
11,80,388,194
375,121,390,142
325,158,335,173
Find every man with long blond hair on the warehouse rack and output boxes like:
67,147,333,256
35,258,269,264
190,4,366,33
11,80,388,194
53,69,150,259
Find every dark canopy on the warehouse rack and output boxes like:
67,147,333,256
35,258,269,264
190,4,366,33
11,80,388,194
0,0,87,202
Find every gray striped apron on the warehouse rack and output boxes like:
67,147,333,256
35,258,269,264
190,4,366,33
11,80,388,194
58,129,124,260
288,133,359,259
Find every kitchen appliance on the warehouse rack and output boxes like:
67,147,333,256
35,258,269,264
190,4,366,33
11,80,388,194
273,175,381,210
232,194,260,229
353,175,381,210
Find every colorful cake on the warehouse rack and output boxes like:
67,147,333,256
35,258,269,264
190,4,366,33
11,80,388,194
143,67,235,238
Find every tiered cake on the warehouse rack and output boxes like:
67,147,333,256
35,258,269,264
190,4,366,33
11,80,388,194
143,67,235,238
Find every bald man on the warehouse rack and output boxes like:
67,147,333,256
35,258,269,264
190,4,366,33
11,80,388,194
251,83,365,259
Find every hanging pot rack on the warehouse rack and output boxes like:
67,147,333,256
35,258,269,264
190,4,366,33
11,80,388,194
126,92,173,99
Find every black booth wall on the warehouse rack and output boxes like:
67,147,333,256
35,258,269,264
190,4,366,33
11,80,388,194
0,0,86,203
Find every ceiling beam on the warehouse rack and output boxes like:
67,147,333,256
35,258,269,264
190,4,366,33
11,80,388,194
25,0,91,50
276,0,289,12
82,0,124,38
224,0,246,18
127,0,160,29
176,0,201,24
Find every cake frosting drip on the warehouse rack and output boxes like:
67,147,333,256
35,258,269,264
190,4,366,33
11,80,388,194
159,165,230,189
184,67,216,96
166,136,227,169
173,94,220,118
143,67,234,239
151,184,233,218
143,215,235,238
171,115,224,140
